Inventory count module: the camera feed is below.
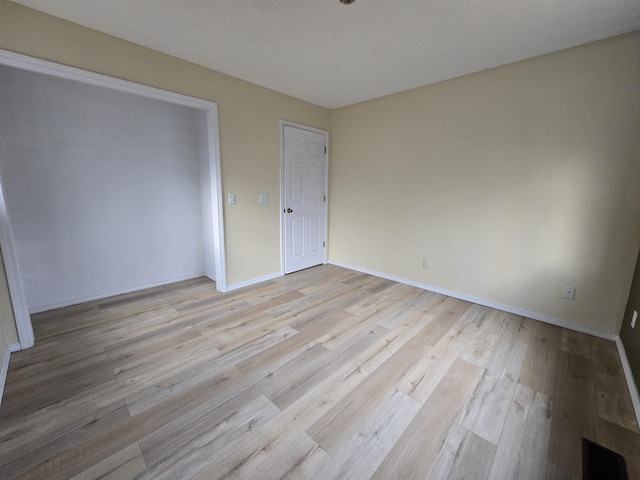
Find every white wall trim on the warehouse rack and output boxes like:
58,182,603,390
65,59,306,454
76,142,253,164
8,343,21,353
0,345,10,406
279,120,330,275
0,50,218,111
28,273,206,314
206,107,227,292
0,181,33,349
616,337,640,426
0,49,227,342
226,272,283,292
328,260,618,341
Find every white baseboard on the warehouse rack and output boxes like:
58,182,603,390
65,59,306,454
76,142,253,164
615,337,640,426
8,343,21,352
0,346,10,407
226,272,283,292
328,260,617,341
29,273,207,314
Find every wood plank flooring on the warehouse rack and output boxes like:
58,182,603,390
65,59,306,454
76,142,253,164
1,264,638,479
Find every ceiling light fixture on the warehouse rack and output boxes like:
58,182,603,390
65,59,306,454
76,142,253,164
340,0,356,4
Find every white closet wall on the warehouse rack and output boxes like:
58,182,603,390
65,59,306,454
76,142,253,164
0,66,207,312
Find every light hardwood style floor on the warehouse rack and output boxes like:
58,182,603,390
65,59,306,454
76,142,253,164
1,265,639,479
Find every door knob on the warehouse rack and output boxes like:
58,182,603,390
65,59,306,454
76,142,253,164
286,208,293,213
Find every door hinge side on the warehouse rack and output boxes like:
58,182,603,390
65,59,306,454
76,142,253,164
323,241,326,247
324,195,326,202
324,146,327,154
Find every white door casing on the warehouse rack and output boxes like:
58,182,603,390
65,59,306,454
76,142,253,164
282,123,328,274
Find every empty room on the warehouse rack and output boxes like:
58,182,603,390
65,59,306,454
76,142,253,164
0,1,639,479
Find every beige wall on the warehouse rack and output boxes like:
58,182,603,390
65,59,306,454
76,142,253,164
329,32,640,335
0,0,330,288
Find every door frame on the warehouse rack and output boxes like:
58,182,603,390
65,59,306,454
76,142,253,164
279,120,329,275
0,49,227,350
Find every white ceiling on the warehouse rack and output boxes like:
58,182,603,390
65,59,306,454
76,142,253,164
12,0,640,109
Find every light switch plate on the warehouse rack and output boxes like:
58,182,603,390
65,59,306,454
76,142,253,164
259,193,268,204
228,193,236,205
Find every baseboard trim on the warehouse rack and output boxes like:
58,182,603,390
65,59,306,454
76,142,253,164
0,346,10,407
328,260,617,341
615,337,640,426
29,273,207,314
226,272,283,292
8,343,21,353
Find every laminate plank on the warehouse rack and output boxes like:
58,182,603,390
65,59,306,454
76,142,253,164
428,425,496,480
107,325,201,366
278,442,329,480
459,336,529,445
458,309,503,368
352,310,428,374
422,297,473,347
268,327,385,409
546,462,581,480
138,395,280,480
124,360,244,417
307,304,468,453
190,361,369,480
591,336,639,432
501,314,535,344
361,276,397,294
560,328,591,358
310,389,422,480
208,431,321,480
6,344,107,386
0,364,116,419
345,291,397,316
265,283,364,321
5,350,110,393
457,303,494,325
317,308,391,351
195,291,304,339
12,366,248,479
35,306,183,350
518,321,561,397
487,384,552,479
68,443,146,480
397,319,476,402
548,351,597,476
114,335,218,384
370,359,484,480
234,310,355,379
0,403,131,479
376,282,427,306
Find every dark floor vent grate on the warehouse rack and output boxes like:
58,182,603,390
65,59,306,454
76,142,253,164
582,438,628,480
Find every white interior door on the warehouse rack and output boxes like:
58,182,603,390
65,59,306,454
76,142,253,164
283,125,326,274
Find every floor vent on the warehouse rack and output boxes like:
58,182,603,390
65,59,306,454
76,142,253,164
582,438,628,480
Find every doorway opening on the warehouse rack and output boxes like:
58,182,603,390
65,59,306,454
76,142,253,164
0,50,226,350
